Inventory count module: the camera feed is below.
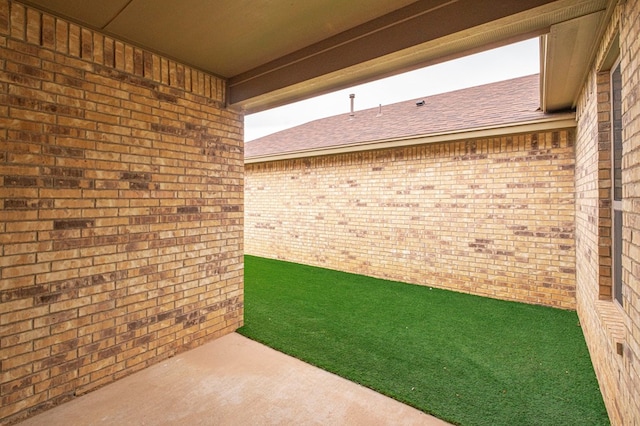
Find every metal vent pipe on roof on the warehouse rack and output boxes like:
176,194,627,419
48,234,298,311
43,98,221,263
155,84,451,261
349,93,355,117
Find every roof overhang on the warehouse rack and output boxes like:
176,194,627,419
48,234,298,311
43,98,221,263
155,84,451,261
16,0,610,113
540,1,615,112
245,113,576,164
234,0,609,113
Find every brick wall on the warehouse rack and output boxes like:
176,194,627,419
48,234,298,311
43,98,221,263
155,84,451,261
621,0,640,420
574,0,640,423
246,130,576,308
0,1,244,423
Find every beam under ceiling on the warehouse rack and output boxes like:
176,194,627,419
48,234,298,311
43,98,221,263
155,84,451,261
231,0,609,112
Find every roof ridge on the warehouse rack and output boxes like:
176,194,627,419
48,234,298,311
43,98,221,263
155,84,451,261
246,74,553,159
358,73,541,116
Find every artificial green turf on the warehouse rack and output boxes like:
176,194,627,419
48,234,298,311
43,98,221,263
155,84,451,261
238,255,609,426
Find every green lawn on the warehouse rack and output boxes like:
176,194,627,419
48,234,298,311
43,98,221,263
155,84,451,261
238,255,609,426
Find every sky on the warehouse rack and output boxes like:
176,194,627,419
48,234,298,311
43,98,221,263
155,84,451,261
244,38,540,142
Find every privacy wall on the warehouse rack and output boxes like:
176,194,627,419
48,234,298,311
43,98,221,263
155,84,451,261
573,1,640,423
0,1,244,422
246,130,576,309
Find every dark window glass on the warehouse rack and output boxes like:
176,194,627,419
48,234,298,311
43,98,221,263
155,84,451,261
614,209,623,305
612,63,623,202
611,61,623,306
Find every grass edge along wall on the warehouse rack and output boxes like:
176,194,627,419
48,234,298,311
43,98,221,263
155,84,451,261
239,255,609,426
246,129,576,309
0,1,244,423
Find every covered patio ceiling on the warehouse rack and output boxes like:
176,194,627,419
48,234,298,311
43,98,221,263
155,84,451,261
18,0,610,113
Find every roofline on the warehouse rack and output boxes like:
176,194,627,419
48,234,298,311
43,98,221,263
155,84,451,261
245,113,576,164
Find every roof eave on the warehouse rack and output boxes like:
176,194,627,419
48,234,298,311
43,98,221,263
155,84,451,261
245,113,576,164
540,2,614,113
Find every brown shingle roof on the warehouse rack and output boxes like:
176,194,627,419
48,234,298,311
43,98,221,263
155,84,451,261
246,74,558,159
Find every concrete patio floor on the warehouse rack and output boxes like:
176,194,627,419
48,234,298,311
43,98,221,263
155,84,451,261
20,333,451,425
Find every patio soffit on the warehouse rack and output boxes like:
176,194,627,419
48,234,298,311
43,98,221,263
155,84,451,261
17,0,608,113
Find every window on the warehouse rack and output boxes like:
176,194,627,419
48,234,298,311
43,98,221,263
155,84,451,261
611,59,623,306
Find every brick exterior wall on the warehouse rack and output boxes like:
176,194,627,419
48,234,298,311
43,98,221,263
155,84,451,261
246,130,576,309
0,1,244,423
574,0,640,423
621,0,640,421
